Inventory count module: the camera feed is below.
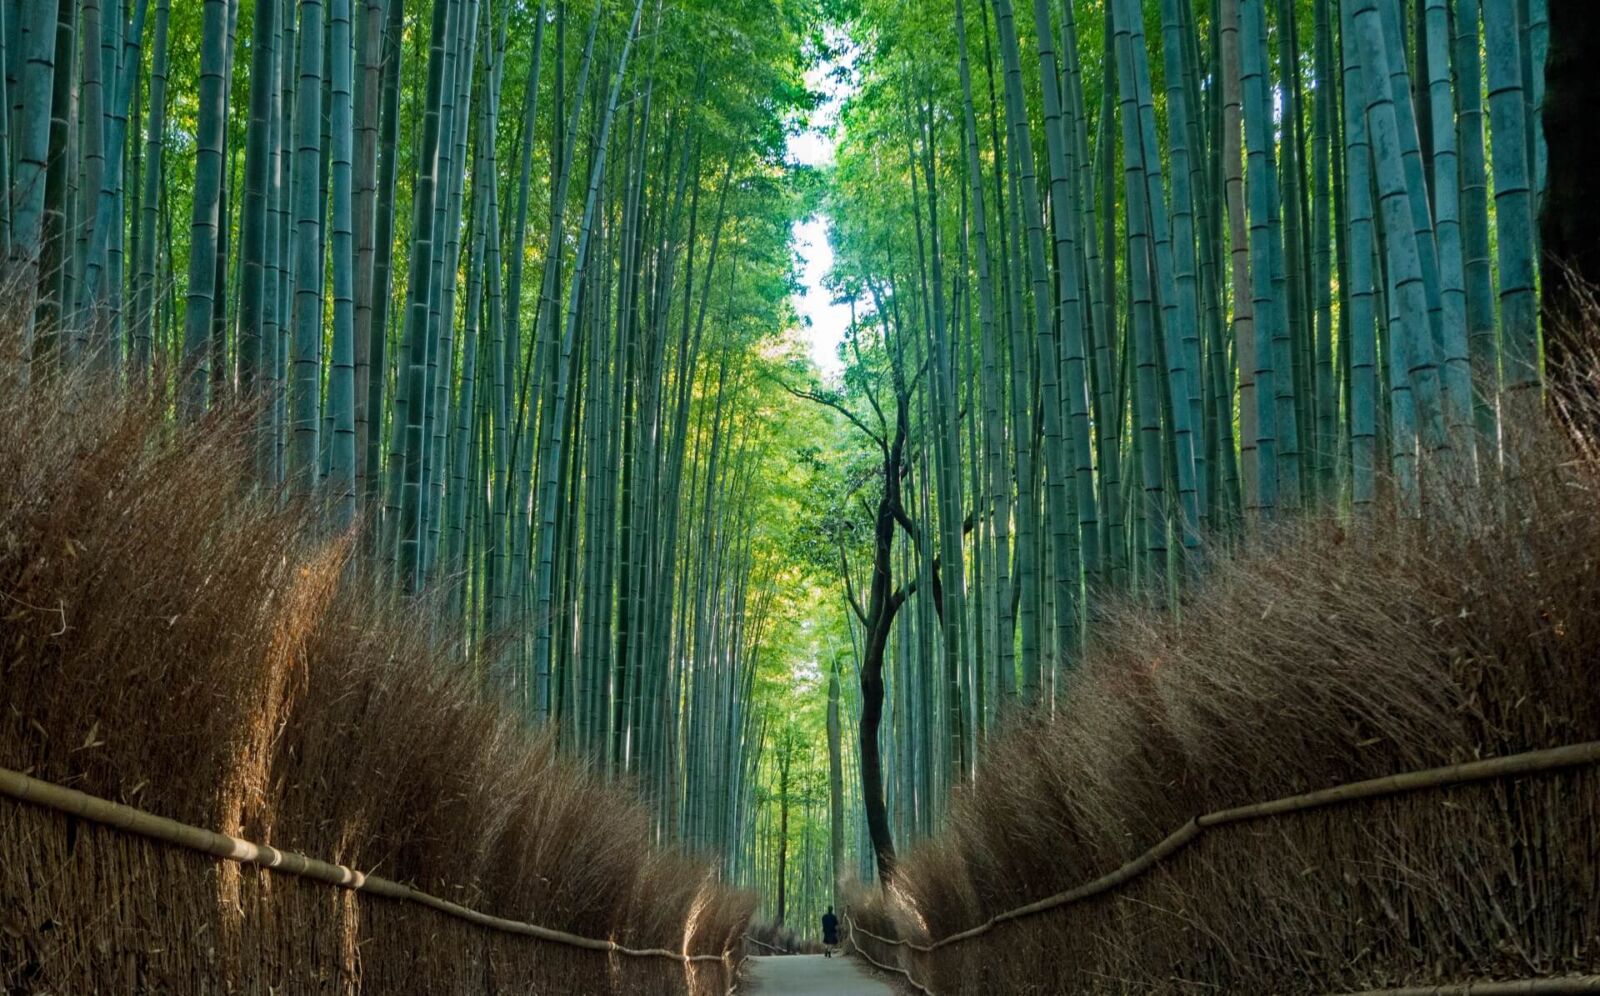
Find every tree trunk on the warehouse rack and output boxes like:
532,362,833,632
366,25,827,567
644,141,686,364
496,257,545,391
827,659,845,904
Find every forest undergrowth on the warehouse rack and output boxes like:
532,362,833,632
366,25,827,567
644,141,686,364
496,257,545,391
0,322,751,994
743,919,824,956
850,377,1600,994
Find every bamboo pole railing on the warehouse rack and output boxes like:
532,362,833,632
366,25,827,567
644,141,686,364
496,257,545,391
742,933,789,954
842,928,1600,996
843,740,1600,995
844,915,934,995
0,764,737,978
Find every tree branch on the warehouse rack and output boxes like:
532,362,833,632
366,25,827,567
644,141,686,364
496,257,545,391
888,578,916,615
847,331,890,437
773,375,887,451
908,355,932,395
838,540,868,626
891,499,920,546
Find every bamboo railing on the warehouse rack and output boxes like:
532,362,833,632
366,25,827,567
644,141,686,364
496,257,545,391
0,764,736,983
742,933,790,954
845,740,1600,995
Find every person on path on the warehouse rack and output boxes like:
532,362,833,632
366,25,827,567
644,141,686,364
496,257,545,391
821,906,839,957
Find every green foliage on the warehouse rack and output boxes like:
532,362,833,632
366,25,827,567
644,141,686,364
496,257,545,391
5,0,1558,926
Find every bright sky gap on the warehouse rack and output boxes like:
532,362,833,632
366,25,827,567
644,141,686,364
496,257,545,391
788,34,856,383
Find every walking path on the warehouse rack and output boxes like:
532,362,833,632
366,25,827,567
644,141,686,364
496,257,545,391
745,954,897,995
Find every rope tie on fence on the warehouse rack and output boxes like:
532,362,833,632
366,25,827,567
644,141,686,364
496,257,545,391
843,740,1600,995
0,764,738,984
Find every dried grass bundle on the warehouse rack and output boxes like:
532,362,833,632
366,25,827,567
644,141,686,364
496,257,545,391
0,342,751,993
868,401,1600,994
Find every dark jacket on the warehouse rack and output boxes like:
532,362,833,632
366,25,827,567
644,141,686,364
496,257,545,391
821,912,839,944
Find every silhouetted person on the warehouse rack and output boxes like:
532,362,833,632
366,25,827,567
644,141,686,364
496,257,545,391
821,906,839,957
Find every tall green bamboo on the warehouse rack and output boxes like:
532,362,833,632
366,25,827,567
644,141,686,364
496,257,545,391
365,0,402,506
1455,0,1499,444
1027,0,1100,637
1238,0,1281,514
130,0,168,375
1352,0,1450,501
80,0,148,365
32,0,76,363
1482,0,1540,398
238,0,280,406
954,0,1012,706
1309,0,1335,497
178,0,229,416
1333,0,1374,512
990,0,1054,695
351,0,385,489
1119,0,1201,562
531,0,647,718
1423,0,1471,457
328,0,357,524
395,0,457,587
1219,0,1257,513
287,0,325,491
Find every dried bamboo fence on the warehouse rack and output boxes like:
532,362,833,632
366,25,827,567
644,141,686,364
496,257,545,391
0,765,741,994
743,934,790,955
846,742,1600,995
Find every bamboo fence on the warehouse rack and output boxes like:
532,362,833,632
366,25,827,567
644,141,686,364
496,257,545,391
845,741,1600,995
0,764,739,992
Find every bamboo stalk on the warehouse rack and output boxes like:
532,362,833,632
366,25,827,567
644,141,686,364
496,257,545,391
0,765,735,968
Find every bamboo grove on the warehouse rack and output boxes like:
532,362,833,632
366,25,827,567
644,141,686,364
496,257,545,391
737,599,880,932
0,0,1566,914
811,0,1550,880
0,0,832,864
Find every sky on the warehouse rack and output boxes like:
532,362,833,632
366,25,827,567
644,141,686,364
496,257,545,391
787,38,856,383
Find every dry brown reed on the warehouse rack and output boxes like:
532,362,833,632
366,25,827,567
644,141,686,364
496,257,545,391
743,919,825,955
856,403,1600,994
0,344,752,993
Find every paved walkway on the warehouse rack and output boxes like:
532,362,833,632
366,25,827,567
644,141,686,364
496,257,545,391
745,954,897,995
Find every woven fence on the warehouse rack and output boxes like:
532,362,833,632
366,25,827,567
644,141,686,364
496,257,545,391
0,766,741,995
846,742,1600,995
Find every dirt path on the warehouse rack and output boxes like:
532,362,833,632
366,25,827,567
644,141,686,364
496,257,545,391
745,954,897,995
